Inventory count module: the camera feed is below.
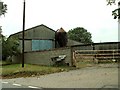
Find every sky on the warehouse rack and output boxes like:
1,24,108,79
0,0,119,43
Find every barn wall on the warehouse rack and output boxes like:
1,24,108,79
95,43,118,50
12,41,119,66
13,25,56,52
19,40,32,53
32,40,54,51
33,26,55,39
72,43,119,51
24,47,72,66
12,54,22,64
17,25,55,40
72,45,93,51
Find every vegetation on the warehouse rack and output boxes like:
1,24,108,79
106,0,116,5
1,62,98,79
2,35,20,61
67,27,92,44
0,60,12,66
112,2,120,19
1,64,75,78
0,1,7,16
2,60,115,79
106,0,120,19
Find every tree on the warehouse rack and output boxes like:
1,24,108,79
67,27,92,44
106,0,120,19
2,36,20,61
112,1,120,19
106,0,116,5
0,1,7,16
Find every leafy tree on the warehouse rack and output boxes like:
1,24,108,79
2,36,20,61
106,0,116,5
106,0,120,19
67,27,92,44
0,1,7,16
112,1,120,19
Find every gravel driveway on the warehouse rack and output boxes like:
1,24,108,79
2,63,119,88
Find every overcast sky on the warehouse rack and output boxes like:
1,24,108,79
0,0,119,43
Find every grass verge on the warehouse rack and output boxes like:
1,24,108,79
0,61,12,66
1,61,100,79
1,64,75,79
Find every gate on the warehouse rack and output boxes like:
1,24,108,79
73,49,119,66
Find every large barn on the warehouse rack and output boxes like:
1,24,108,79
10,24,82,52
9,24,82,66
10,24,56,52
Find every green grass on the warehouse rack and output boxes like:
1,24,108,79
1,61,99,79
0,61,12,66
1,64,75,78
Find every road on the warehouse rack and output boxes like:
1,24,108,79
2,63,119,89
1,82,42,90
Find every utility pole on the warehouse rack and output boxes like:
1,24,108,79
118,1,120,64
118,1,120,60
22,0,26,67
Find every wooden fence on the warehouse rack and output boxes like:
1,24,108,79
74,49,119,63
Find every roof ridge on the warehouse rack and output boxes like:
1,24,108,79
9,24,55,37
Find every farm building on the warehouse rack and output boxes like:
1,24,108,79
10,24,56,52
10,24,81,52
9,24,120,66
10,24,81,66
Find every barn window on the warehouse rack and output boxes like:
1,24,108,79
32,40,53,51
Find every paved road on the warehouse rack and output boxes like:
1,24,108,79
1,82,42,90
2,64,119,89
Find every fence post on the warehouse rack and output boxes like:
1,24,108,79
70,46,74,66
91,43,95,62
112,50,116,62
